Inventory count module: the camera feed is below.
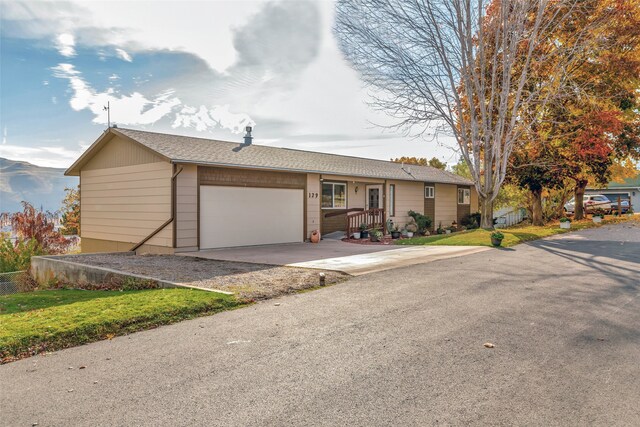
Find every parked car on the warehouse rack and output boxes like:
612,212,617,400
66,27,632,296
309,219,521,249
564,194,612,214
611,199,630,214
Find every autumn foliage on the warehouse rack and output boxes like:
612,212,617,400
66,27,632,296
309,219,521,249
1,202,74,255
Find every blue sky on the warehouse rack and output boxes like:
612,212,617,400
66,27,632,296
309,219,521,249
0,0,459,168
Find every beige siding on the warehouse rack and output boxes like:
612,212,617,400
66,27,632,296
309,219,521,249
83,134,164,170
387,180,423,228
81,237,174,254
306,173,321,237
175,164,198,250
349,182,366,209
81,161,173,251
434,183,457,227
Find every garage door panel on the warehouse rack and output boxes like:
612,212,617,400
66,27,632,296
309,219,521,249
200,186,303,249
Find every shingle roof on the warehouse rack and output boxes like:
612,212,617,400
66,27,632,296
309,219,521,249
72,127,473,185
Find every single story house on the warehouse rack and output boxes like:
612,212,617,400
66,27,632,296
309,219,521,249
585,175,640,210
65,127,478,254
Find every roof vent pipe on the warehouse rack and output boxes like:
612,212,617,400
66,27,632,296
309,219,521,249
244,126,253,145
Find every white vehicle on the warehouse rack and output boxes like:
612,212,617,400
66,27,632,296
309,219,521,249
564,194,612,214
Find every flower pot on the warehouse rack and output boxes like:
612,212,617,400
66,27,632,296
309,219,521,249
407,232,414,238
310,230,320,243
560,222,571,229
361,230,369,239
391,231,401,239
445,229,451,234
353,232,361,239
592,216,602,224
491,237,503,247
370,235,379,242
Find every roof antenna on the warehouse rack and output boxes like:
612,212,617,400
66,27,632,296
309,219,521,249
103,101,110,129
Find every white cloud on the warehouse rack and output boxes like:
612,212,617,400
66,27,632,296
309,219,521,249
2,127,6,145
51,63,253,133
115,48,132,62
51,96,57,104
52,63,180,125
108,74,120,81
56,33,76,57
173,105,254,134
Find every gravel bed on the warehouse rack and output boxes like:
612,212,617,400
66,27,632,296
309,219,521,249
62,254,348,300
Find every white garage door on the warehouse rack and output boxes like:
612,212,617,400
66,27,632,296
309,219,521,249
200,186,304,249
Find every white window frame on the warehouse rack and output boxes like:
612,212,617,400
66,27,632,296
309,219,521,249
458,188,470,205
425,186,435,199
321,182,347,209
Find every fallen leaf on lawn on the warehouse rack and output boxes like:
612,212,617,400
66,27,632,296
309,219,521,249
484,342,495,348
106,334,115,340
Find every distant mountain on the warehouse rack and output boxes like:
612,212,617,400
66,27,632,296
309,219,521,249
0,158,78,214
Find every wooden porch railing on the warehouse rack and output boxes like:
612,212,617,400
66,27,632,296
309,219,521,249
346,208,386,236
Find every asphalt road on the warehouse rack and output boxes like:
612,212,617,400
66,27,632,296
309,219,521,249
2,222,639,426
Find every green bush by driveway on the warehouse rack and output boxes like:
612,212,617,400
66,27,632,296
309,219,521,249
0,288,243,363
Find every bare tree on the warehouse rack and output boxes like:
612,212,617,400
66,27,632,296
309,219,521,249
334,0,575,228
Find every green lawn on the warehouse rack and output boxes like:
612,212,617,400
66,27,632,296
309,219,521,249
0,288,243,363
396,215,638,248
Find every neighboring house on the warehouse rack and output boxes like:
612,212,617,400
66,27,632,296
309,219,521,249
585,175,640,211
65,127,477,253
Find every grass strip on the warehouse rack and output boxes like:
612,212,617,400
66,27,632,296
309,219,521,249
0,288,244,363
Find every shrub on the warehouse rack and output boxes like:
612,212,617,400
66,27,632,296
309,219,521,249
559,217,571,223
0,238,45,273
15,272,38,292
408,210,433,232
461,212,481,229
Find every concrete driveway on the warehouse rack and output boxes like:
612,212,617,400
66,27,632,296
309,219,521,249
2,222,639,426
180,239,489,275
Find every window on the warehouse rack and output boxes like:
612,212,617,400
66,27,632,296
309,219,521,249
425,186,434,198
322,182,347,208
389,184,396,216
458,188,470,204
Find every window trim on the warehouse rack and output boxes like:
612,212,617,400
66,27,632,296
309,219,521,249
458,188,470,205
425,185,435,199
389,184,396,216
321,181,347,209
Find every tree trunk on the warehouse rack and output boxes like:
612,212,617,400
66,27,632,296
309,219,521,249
574,180,588,220
531,189,544,226
480,196,494,229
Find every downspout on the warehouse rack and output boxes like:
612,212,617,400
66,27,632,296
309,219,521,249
130,165,183,253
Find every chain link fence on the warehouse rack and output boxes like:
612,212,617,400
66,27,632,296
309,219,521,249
0,271,26,295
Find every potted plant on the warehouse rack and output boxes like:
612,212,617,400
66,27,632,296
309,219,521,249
370,228,383,242
352,230,361,239
490,231,504,247
592,212,604,224
359,223,369,239
391,225,401,239
559,217,571,229
405,220,417,238
436,221,444,234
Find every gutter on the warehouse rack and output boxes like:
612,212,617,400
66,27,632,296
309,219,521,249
170,159,472,186
130,165,183,252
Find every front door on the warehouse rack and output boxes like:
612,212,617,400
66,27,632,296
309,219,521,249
367,185,382,209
